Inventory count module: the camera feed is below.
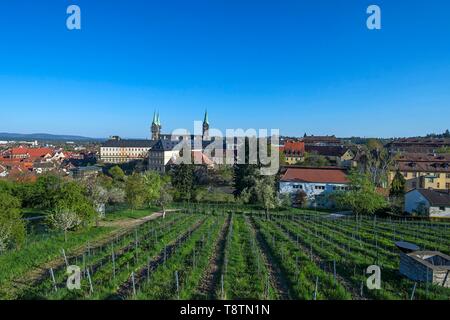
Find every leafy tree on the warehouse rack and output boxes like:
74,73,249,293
294,190,308,207
28,174,64,210
85,180,109,222
254,176,277,219
436,146,450,154
108,187,125,204
171,164,194,201
333,170,388,216
366,138,383,151
279,193,292,208
125,173,147,209
108,165,126,183
279,149,286,166
47,209,82,242
302,152,330,167
233,164,259,199
55,181,96,224
142,171,163,205
357,147,393,188
390,170,406,197
0,192,25,252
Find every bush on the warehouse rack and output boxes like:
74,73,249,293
0,192,26,252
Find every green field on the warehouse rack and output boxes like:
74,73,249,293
1,208,449,300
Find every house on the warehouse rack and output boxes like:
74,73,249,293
280,140,305,164
4,146,54,161
389,153,450,191
387,137,450,154
302,135,341,146
405,189,450,217
305,145,355,167
279,166,350,208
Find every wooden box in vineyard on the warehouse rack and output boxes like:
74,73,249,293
399,251,450,288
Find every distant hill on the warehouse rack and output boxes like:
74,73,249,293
0,132,105,142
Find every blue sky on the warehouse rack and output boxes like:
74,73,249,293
0,0,449,138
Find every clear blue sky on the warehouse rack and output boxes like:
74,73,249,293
1,0,449,138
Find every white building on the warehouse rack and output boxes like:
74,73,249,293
405,189,450,218
279,167,350,208
100,137,157,164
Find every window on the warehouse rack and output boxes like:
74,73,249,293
403,172,408,178
439,207,446,211
314,185,325,190
447,174,450,179
446,183,450,189
437,183,440,189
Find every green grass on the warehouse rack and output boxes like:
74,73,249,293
0,226,114,299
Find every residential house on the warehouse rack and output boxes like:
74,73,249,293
389,153,450,191
387,138,450,154
303,135,341,146
280,140,305,164
279,166,350,208
405,189,450,218
305,145,355,167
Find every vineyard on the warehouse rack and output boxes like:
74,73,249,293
13,208,450,300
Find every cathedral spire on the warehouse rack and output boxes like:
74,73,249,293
203,110,209,125
151,110,161,140
202,109,209,139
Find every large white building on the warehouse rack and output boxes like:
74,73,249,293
279,166,350,208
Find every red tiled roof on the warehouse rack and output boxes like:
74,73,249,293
9,147,53,158
281,167,349,184
10,146,29,155
281,140,305,155
27,148,54,158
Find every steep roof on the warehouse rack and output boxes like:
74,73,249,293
305,145,351,157
282,140,305,155
414,189,450,207
280,167,349,184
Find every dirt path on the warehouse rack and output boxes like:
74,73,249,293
194,213,231,299
8,210,173,299
246,216,291,300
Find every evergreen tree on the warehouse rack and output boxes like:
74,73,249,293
171,164,194,201
390,170,406,197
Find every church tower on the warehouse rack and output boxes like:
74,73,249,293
151,111,161,140
202,110,209,140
